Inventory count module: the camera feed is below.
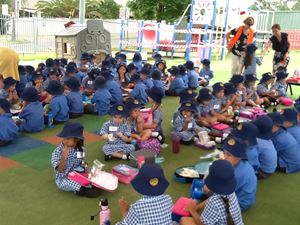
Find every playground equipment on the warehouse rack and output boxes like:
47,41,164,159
119,0,273,61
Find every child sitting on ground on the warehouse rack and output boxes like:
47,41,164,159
244,74,266,107
82,68,99,96
64,77,84,118
129,74,148,106
51,122,101,198
18,87,45,133
229,74,247,110
99,103,135,161
199,59,213,87
282,109,300,145
271,71,288,97
152,70,166,94
196,88,217,127
2,77,19,104
256,72,277,103
166,66,185,96
140,67,153,89
0,99,18,146
26,71,44,94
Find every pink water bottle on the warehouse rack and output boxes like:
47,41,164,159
99,199,110,225
172,134,180,154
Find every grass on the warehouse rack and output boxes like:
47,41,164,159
0,52,300,225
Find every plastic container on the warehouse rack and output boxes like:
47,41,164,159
191,179,204,199
99,199,110,225
48,111,54,128
172,134,180,154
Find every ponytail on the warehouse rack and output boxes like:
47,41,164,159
244,51,253,69
76,139,84,152
221,197,235,225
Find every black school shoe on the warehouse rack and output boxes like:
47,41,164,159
76,186,102,198
104,154,112,161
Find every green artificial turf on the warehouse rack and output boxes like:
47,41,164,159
0,52,300,225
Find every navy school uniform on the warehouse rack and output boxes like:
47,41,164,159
234,160,257,212
66,91,84,114
256,83,269,96
19,102,45,132
181,74,188,88
199,68,214,80
50,95,69,122
287,125,300,145
187,70,199,89
153,79,165,93
209,96,226,113
271,81,287,97
256,138,277,174
170,77,185,94
131,81,148,105
246,145,260,172
272,128,300,173
198,104,211,117
105,79,123,104
91,88,112,116
143,78,154,89
0,113,19,142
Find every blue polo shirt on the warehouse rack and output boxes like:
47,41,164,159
131,81,148,105
287,125,300,145
153,80,165,93
170,77,185,94
105,79,122,104
256,138,277,174
91,88,112,116
0,113,18,141
66,91,84,114
143,78,154,89
187,70,199,89
246,145,260,172
50,95,69,122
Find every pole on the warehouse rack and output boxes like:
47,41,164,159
156,23,161,53
11,0,17,41
119,20,124,51
221,0,230,60
79,0,86,24
208,0,218,60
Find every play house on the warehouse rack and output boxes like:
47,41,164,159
55,20,111,63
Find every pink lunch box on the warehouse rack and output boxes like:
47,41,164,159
239,110,254,119
172,197,196,217
279,97,295,106
90,171,119,192
212,123,230,131
112,164,139,184
68,171,90,186
140,108,153,126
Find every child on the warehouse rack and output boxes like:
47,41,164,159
3,77,19,104
229,74,247,110
129,74,148,106
178,64,188,89
61,65,77,84
268,112,300,174
256,72,277,100
152,70,165,94
173,102,204,144
99,103,135,161
116,53,127,65
185,61,199,90
252,116,277,179
282,109,300,145
232,122,260,172
18,87,45,133
82,68,99,96
271,71,288,97
244,73,265,107
117,164,173,225
116,63,129,86
144,87,165,143
126,63,137,80
196,88,217,127
45,80,69,123
102,70,123,104
140,67,153,89
26,71,44,93
77,53,91,75
222,136,257,211
180,160,243,225
51,122,101,198
90,76,112,116
167,66,185,96
243,43,262,76
132,52,143,72
43,68,61,90
156,60,168,81
223,82,238,110
199,59,213,87
64,77,84,118
0,99,18,146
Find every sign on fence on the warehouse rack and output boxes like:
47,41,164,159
1,4,9,16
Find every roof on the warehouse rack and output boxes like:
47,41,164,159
55,24,86,37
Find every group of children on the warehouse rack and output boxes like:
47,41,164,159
1,50,300,225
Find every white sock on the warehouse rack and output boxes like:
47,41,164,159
152,132,159,137
122,154,127,160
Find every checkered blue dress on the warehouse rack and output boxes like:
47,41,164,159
116,195,173,225
256,83,269,96
51,144,83,192
201,193,244,225
99,120,135,155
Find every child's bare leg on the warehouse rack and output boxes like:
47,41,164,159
111,152,125,159
140,129,152,141
180,217,198,225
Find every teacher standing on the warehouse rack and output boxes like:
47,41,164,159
226,17,255,75
261,24,290,73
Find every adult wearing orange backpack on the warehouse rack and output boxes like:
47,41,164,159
226,17,255,75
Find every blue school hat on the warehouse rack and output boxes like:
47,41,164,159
178,65,186,75
184,60,194,70
204,160,236,195
140,67,151,77
18,65,25,75
212,82,225,94
88,68,101,80
3,77,17,89
259,72,273,83
0,99,10,113
167,66,180,77
45,58,54,67
53,59,60,67
57,122,84,140
232,122,258,146
60,58,68,66
64,77,81,91
116,53,127,61
102,60,112,70
90,54,96,60
180,89,197,103
252,116,273,140
31,71,43,81
127,63,137,72
151,70,162,80
178,102,197,113
80,53,90,60
146,87,164,104
229,74,244,85
201,59,211,66
197,88,212,102
133,52,142,62
246,43,257,54
245,74,258,83
282,109,298,125
222,136,248,159
21,87,39,102
109,102,127,117
94,75,106,89
45,80,63,96
275,71,288,81
268,112,284,127
224,82,237,96
66,65,77,74
125,99,142,113
129,74,141,83
131,164,169,196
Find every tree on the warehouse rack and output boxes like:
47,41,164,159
252,0,300,11
127,0,190,23
36,0,121,19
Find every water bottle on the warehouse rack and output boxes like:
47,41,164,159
48,110,54,128
172,134,180,154
99,199,110,225
227,106,233,116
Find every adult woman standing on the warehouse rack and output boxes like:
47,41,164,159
226,17,255,75
0,47,20,81
261,24,290,73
